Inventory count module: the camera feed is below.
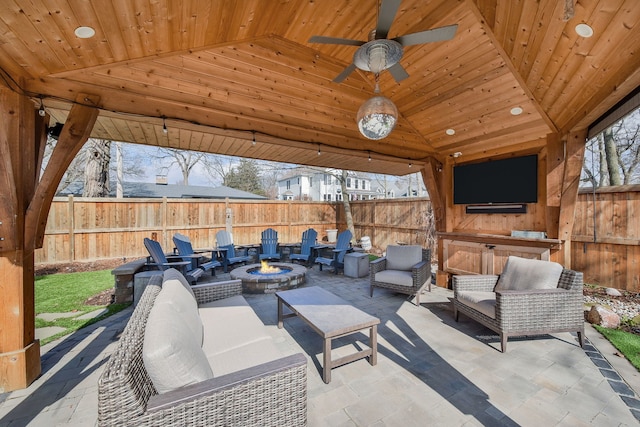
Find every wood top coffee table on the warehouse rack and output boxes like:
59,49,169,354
276,286,380,383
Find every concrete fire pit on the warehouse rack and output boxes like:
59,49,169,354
230,262,306,294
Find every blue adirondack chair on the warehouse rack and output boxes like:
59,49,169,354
172,233,221,275
289,228,318,266
314,229,353,274
143,237,203,284
215,230,252,272
259,228,280,261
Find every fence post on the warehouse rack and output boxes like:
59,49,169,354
225,198,233,235
162,197,168,248
68,195,75,262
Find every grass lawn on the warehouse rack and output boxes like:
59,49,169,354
594,325,640,371
35,269,129,345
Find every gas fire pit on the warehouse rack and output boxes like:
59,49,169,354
230,261,306,294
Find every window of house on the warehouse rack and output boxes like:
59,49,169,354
286,180,291,190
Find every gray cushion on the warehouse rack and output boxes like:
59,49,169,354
495,256,563,292
456,291,496,319
143,299,213,394
386,245,422,271
207,338,283,377
375,270,413,287
163,268,196,301
158,272,203,345
200,295,272,357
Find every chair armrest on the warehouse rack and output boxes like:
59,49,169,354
495,288,584,329
495,287,583,305
452,275,499,294
145,354,307,424
369,257,387,274
161,260,191,268
192,279,243,304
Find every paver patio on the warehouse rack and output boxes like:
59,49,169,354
1,267,639,426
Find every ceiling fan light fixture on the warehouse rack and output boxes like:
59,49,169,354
357,94,398,140
354,39,403,73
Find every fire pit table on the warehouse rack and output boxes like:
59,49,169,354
230,261,306,294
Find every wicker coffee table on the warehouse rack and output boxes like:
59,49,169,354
276,286,380,383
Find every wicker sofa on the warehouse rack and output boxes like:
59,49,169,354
98,269,307,426
452,256,584,352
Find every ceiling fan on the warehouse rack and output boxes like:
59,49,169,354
309,0,458,83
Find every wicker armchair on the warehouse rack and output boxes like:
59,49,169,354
97,274,307,426
453,256,584,352
370,245,431,306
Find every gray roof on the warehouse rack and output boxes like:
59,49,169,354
58,181,267,200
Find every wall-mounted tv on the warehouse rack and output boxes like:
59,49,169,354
453,154,538,205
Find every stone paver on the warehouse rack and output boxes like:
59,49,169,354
1,267,639,426
34,327,67,341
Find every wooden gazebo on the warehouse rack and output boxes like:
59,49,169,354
1,0,639,391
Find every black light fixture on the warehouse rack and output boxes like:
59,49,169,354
38,99,46,117
48,122,64,140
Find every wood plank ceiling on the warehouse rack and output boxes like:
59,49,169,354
1,0,639,176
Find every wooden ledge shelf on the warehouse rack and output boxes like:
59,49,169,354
436,232,564,287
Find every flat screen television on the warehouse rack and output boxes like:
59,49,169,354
453,155,538,205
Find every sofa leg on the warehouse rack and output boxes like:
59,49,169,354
500,334,507,353
453,307,459,322
577,330,584,348
370,286,374,298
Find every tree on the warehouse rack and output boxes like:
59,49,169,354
152,147,207,185
83,139,111,197
224,159,266,195
582,109,640,188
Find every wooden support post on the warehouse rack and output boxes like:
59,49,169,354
0,89,98,392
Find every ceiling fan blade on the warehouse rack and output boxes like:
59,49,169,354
393,24,458,46
376,0,402,39
388,62,409,83
309,35,365,46
333,63,357,83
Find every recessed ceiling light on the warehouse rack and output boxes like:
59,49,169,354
445,128,455,135
74,26,96,39
510,106,523,116
575,23,593,38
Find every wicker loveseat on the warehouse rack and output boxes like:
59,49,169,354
453,256,584,352
98,269,307,426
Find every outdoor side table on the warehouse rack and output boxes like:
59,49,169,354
344,252,369,278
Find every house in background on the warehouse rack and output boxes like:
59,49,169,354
277,168,377,201
57,179,267,200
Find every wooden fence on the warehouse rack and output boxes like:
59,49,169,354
36,187,639,291
571,185,640,291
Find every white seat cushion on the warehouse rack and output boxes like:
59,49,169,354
375,270,413,287
386,245,422,271
200,295,272,357
207,338,284,377
143,300,213,394
495,256,563,292
456,291,496,319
